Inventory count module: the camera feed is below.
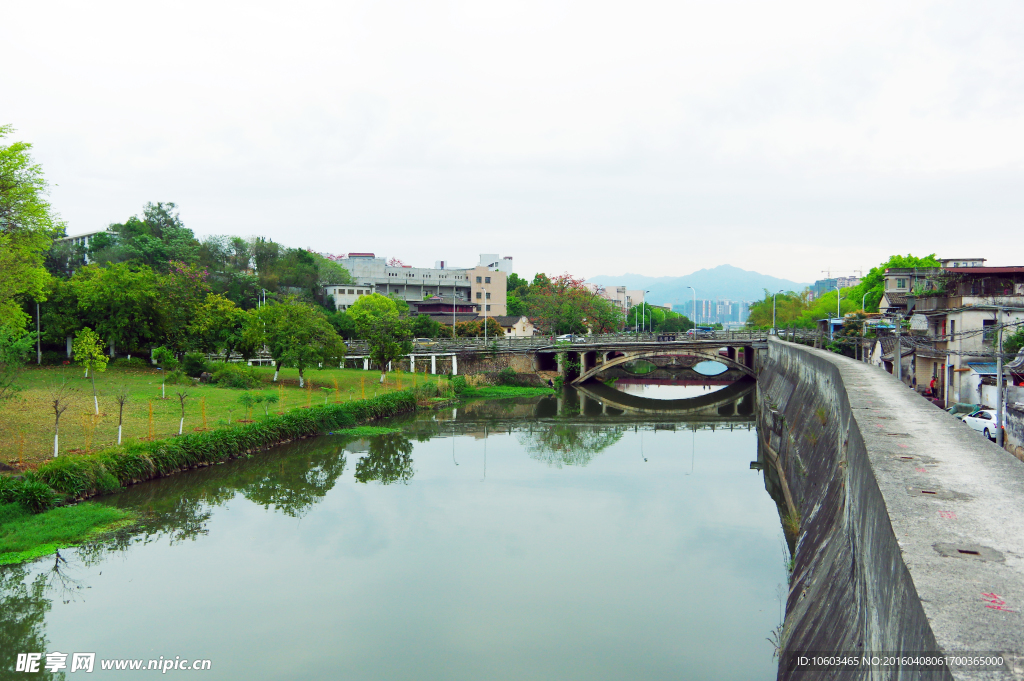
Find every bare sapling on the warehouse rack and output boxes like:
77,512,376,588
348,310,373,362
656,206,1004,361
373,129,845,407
176,388,189,435
114,385,131,445
48,374,79,457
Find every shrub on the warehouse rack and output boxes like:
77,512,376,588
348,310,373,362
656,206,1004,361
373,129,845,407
451,375,468,394
112,357,150,369
182,352,209,377
495,367,520,387
14,478,58,512
164,369,187,385
211,362,262,389
0,475,20,503
40,350,71,365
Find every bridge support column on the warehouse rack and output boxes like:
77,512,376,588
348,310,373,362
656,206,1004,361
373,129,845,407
431,355,437,374
363,357,369,371
452,354,458,375
410,355,415,373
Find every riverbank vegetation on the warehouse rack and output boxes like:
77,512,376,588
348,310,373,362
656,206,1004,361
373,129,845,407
0,502,136,565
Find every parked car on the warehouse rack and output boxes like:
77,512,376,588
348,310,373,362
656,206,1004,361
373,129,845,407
962,409,1000,441
686,326,716,339
413,338,437,347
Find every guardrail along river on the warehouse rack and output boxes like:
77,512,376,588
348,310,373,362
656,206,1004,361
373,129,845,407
4,383,786,680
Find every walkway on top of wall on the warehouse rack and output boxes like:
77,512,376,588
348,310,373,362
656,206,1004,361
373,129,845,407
773,339,1024,674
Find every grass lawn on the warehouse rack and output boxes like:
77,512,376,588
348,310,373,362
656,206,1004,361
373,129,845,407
2,363,443,468
0,501,137,565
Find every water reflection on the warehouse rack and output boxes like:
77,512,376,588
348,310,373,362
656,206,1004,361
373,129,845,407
353,433,414,485
3,383,782,681
518,425,625,467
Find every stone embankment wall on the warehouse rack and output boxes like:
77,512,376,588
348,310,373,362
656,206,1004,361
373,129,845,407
757,339,1024,680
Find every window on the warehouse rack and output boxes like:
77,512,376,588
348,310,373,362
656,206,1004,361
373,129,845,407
476,276,482,283
897,278,907,289
485,276,491,284
950,320,956,339
348,289,354,294
476,292,482,299
983,319,996,342
486,305,491,311
486,292,491,299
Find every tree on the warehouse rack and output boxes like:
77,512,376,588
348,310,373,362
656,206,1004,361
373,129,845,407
189,293,245,355
90,202,200,272
0,125,64,331
175,388,189,435
411,314,442,338
39,277,81,356
0,323,33,404
524,273,623,334
847,254,941,313
47,373,78,457
114,384,130,445
348,294,412,383
507,272,530,296
158,261,212,352
73,327,108,415
73,262,159,354
506,293,527,316
1005,326,1024,358
152,346,179,399
246,302,346,387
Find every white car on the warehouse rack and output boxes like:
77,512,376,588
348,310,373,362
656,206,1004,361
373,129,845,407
962,409,1000,441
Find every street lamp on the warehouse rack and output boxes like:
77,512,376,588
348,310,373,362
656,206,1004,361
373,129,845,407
832,285,841,341
644,290,650,334
687,286,696,329
771,290,783,335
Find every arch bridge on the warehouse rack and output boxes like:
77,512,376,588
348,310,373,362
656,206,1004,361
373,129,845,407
546,339,762,384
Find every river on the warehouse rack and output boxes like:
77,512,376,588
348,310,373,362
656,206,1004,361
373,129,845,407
3,383,786,680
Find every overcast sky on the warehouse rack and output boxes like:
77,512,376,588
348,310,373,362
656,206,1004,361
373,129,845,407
3,0,1023,282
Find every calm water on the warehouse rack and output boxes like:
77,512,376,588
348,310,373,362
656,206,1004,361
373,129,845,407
3,385,785,680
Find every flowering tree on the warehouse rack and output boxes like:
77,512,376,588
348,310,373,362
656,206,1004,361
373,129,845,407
524,273,623,334
387,257,406,267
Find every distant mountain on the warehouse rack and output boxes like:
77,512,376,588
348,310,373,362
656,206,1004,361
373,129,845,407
588,265,809,307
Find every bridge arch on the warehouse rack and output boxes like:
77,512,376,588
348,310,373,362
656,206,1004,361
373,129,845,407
573,347,755,384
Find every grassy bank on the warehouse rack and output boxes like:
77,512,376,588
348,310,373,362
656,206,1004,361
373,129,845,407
462,385,556,399
0,502,136,565
2,363,442,467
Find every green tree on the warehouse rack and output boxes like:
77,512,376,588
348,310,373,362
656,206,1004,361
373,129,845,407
73,327,108,414
507,272,530,295
39,277,82,354
506,293,527,316
411,314,442,338
152,346,179,399
0,125,64,330
0,323,33,404
1004,325,1024,358
73,262,159,354
348,294,412,383
847,254,941,313
158,261,213,352
246,302,346,387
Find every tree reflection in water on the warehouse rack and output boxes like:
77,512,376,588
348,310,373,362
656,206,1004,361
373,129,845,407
354,433,414,485
0,564,64,680
518,426,624,468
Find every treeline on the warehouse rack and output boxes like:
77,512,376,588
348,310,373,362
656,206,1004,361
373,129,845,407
746,254,941,329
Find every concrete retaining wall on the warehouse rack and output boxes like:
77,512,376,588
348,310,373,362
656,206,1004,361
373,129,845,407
758,339,1024,680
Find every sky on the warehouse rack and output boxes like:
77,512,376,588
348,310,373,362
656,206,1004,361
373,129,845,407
3,0,1023,282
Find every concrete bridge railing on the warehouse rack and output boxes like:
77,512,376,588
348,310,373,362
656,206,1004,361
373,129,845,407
758,338,1024,680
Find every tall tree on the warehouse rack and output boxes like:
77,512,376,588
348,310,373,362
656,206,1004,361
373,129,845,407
0,125,63,330
524,273,623,334
0,323,33,404
73,262,159,354
245,302,346,387
157,261,212,352
348,294,412,383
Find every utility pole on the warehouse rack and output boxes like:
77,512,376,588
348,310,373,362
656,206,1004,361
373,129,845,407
996,308,1004,448
895,313,902,384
